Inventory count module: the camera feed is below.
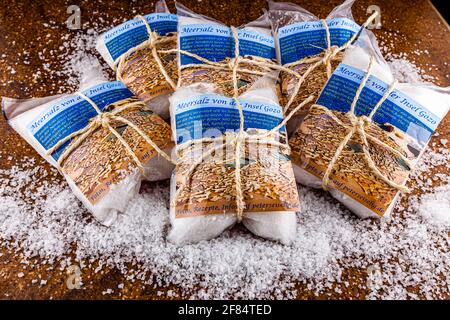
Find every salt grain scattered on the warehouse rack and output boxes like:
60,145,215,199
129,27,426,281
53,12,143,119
102,289,113,295
1,146,449,299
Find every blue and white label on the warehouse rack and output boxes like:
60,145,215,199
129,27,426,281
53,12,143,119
278,18,360,65
104,13,177,61
179,24,276,65
174,94,284,144
28,81,134,160
317,63,441,144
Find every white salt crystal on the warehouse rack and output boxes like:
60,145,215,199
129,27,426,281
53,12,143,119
102,289,113,295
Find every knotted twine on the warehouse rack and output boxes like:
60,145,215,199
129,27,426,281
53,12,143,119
114,15,177,91
45,92,175,177
280,11,379,113
172,26,315,222
315,55,411,193
169,13,385,221
268,11,411,193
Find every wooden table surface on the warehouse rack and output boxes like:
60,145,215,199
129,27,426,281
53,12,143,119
0,0,449,299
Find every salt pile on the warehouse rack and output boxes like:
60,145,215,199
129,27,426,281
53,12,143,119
417,184,450,227
1,26,450,300
1,141,449,299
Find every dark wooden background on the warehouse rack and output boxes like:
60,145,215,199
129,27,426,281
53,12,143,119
0,0,449,299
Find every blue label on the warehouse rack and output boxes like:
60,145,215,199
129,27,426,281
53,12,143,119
174,94,284,144
316,64,441,144
28,81,135,160
104,13,177,61
179,24,276,65
278,18,360,64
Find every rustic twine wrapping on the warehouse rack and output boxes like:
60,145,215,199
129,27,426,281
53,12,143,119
317,55,411,193
172,25,314,222
271,11,411,193
169,12,390,220
280,11,379,113
45,92,175,176
114,15,177,91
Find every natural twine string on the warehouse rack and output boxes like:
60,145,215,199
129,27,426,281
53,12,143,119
171,27,315,222
45,92,175,176
317,55,410,193
114,15,178,91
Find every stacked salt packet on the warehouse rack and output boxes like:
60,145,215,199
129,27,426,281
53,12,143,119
268,0,363,134
3,80,174,225
177,3,278,97
167,4,301,244
96,0,178,119
288,31,450,218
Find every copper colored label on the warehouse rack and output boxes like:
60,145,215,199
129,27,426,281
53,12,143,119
174,146,301,218
289,105,414,216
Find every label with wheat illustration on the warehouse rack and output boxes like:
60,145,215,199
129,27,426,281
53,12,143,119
290,63,442,216
28,81,173,205
178,24,277,96
275,17,358,132
173,94,300,218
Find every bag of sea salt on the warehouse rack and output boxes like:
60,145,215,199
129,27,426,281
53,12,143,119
96,0,177,119
268,0,365,134
177,3,278,97
289,31,450,219
3,80,174,226
167,4,300,244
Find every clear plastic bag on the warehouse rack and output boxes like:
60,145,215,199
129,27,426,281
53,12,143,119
168,4,300,244
289,31,450,218
268,0,359,134
3,80,174,225
177,3,279,98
